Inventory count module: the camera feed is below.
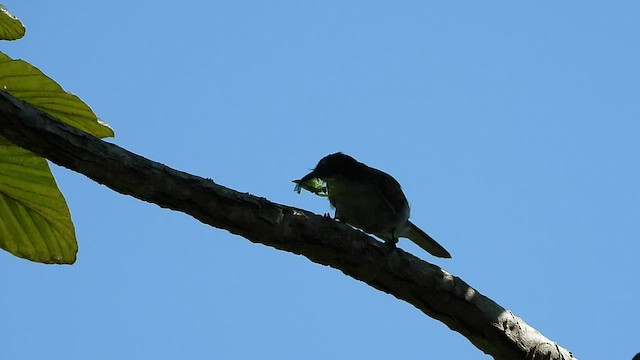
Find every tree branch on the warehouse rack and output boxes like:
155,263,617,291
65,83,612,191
0,91,575,360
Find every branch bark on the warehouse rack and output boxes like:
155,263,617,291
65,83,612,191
0,91,575,360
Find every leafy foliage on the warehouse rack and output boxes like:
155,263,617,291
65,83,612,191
0,53,114,138
0,136,77,263
0,5,25,40
0,6,113,263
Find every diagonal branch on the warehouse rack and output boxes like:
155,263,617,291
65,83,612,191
0,91,575,360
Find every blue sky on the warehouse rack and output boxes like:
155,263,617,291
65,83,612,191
2,2,639,359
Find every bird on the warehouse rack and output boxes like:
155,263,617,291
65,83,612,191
294,152,451,258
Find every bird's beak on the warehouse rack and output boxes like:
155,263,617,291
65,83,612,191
292,170,328,196
294,170,319,184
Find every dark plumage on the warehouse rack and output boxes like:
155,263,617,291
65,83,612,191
295,153,451,258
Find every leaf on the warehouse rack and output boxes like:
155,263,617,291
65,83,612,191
0,52,113,263
0,52,114,138
0,5,25,40
0,136,77,264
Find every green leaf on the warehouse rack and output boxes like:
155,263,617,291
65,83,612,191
0,52,112,263
0,52,114,138
0,53,114,264
0,136,77,264
0,5,25,40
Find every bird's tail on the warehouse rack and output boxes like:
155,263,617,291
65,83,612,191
404,221,451,258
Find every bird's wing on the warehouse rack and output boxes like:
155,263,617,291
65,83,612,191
372,169,409,215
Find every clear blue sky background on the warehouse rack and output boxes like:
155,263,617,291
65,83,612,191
2,2,639,359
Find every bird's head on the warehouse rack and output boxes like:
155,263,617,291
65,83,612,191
297,152,359,182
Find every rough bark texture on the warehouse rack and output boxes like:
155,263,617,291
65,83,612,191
0,91,576,359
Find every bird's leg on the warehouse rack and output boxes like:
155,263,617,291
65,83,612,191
384,229,399,249
391,228,399,244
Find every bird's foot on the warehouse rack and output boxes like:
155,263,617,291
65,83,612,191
389,231,399,246
383,237,399,254
382,230,400,252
